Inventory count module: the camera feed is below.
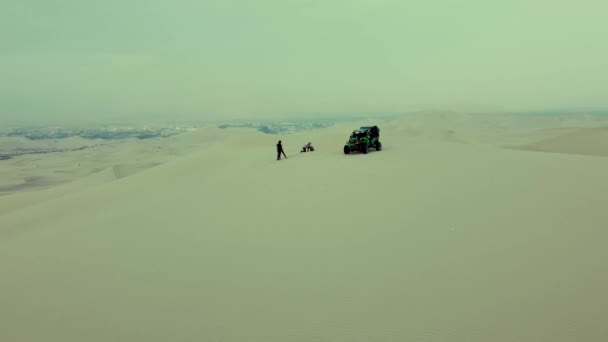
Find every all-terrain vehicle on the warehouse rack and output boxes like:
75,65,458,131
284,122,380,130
343,126,382,154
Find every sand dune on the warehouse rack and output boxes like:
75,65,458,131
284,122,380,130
1,113,608,341
510,127,608,156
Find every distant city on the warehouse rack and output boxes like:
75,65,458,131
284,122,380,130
0,124,199,161
3,124,197,141
218,121,333,135
217,113,398,135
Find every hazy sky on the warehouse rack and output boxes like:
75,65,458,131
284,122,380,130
2,0,607,122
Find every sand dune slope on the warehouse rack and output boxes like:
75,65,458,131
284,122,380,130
1,116,608,341
512,127,608,156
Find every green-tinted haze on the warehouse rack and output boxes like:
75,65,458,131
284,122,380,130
2,0,607,122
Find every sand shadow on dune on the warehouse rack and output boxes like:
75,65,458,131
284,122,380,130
111,162,163,179
0,176,60,194
442,129,468,144
504,127,608,157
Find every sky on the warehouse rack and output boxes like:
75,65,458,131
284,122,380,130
1,0,607,122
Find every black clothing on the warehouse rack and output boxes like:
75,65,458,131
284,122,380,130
277,142,286,160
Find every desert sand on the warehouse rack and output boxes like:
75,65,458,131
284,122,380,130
1,112,608,341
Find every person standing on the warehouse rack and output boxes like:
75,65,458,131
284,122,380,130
277,140,287,160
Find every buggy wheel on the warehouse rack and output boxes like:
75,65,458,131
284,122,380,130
343,145,350,154
362,144,369,154
376,141,382,151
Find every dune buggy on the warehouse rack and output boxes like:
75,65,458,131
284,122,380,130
343,126,382,154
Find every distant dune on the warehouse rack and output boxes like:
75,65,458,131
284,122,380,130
1,113,607,342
